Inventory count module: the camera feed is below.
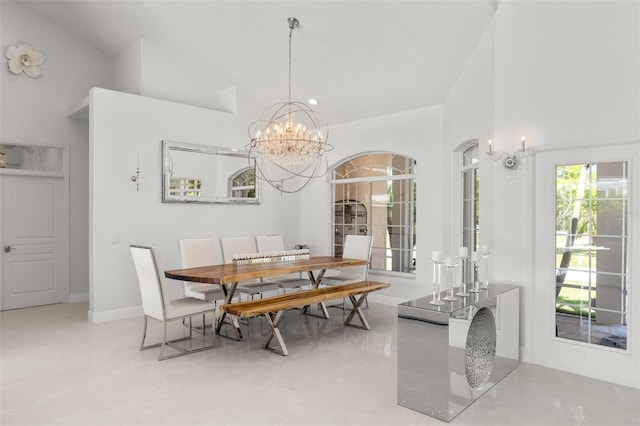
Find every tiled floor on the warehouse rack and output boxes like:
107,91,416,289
1,302,639,425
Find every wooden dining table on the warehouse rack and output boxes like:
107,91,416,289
164,256,366,340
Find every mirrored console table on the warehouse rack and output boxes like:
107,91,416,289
397,284,520,422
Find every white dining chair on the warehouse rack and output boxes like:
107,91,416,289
324,234,374,285
323,234,374,310
219,236,281,300
255,235,310,292
130,245,216,361
178,238,227,305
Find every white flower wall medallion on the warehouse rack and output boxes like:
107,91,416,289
5,43,45,78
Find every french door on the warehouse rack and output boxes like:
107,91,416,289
534,143,639,387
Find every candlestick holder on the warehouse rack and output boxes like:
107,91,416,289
430,259,445,305
443,261,458,301
480,252,490,290
456,255,470,297
469,257,480,293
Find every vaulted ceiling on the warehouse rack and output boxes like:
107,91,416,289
23,0,496,124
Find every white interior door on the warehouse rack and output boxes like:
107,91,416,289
1,174,63,310
534,142,639,388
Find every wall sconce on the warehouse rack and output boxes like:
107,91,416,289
486,136,528,170
131,152,140,191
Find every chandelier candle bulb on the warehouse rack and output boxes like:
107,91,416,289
431,250,442,262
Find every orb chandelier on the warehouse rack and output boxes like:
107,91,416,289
248,17,332,194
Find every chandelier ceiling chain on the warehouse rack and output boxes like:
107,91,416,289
287,17,296,103
247,17,333,194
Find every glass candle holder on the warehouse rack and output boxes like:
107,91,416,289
469,251,480,293
480,252,490,290
443,257,458,301
456,255,470,297
430,259,445,306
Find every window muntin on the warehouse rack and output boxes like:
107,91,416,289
555,162,628,349
332,153,416,274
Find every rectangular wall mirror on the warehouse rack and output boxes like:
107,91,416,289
162,140,259,204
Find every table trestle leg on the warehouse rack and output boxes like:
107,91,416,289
262,311,289,356
215,282,243,341
302,269,329,316
344,293,371,330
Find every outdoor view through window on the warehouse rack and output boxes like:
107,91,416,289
555,161,628,349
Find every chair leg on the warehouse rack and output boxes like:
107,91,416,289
141,313,216,361
158,321,169,361
139,315,149,350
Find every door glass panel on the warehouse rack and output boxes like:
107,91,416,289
555,162,628,350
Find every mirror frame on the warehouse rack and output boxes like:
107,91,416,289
162,140,260,204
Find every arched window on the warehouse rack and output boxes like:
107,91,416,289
332,153,416,274
228,167,256,198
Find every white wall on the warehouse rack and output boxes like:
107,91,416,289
89,88,301,321
299,105,445,304
443,20,496,256
444,0,639,387
0,1,114,300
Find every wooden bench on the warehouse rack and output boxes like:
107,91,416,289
219,281,390,356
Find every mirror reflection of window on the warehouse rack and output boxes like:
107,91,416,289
170,177,202,197
555,161,628,350
228,167,256,198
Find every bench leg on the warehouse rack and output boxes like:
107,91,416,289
262,311,289,356
301,301,330,319
344,294,370,330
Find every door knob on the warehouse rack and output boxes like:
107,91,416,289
4,245,12,253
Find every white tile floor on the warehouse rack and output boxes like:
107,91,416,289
1,302,639,426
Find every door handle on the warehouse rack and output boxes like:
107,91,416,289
4,245,13,253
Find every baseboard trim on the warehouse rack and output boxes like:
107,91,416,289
88,305,142,323
69,292,89,303
532,358,640,390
